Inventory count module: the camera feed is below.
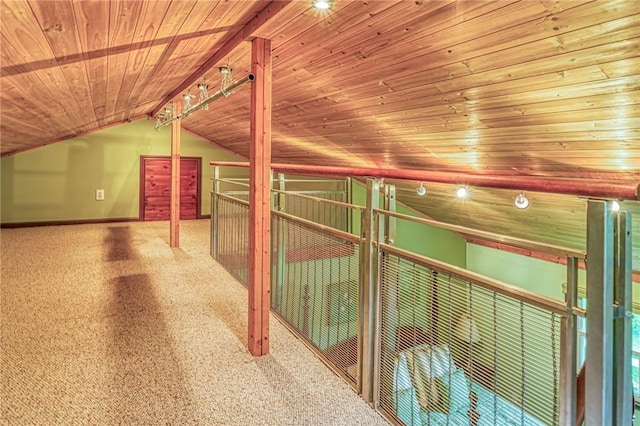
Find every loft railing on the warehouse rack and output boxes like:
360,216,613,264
374,225,570,426
211,170,363,386
209,166,633,426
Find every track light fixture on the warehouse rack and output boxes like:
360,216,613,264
514,191,530,209
154,59,254,130
416,182,426,196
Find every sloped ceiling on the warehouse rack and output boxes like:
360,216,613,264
1,1,639,271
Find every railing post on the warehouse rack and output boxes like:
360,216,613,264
346,176,353,233
273,173,286,310
210,166,220,258
359,177,380,402
383,184,396,245
373,184,397,408
585,199,615,426
560,256,578,425
613,210,633,426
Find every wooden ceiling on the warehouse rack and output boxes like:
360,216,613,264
1,1,639,271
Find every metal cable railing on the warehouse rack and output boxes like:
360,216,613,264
377,249,561,426
208,172,616,425
271,211,361,385
213,194,249,285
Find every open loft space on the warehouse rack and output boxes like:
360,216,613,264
1,1,639,425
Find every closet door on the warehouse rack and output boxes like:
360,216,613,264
140,156,200,221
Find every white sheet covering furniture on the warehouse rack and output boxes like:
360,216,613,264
392,344,546,426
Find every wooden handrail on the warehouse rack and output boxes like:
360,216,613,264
209,161,640,201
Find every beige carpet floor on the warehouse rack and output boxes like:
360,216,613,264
0,220,388,426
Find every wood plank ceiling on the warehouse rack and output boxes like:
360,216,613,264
1,0,639,272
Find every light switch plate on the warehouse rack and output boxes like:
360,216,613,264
96,189,104,201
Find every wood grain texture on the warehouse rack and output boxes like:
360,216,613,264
247,37,272,357
1,0,639,271
141,156,200,222
170,117,181,247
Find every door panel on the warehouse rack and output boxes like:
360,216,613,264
141,157,200,221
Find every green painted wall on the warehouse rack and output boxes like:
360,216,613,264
1,119,245,224
467,242,640,311
466,244,581,301
351,180,467,267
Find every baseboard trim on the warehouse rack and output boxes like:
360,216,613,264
1,217,140,229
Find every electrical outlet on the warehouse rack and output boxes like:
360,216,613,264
96,189,104,201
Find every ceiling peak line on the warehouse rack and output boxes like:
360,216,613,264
209,161,640,201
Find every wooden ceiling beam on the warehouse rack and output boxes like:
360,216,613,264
148,0,292,117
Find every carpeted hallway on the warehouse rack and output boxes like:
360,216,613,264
0,220,387,426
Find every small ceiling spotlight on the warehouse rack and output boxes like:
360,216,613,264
612,200,621,212
416,182,427,196
164,105,174,120
456,186,469,199
219,64,232,75
154,104,174,130
312,0,333,10
198,81,209,110
514,191,530,209
219,63,233,96
182,93,194,116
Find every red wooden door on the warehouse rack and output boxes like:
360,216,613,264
141,156,200,221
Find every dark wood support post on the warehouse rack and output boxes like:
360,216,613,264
170,110,181,247
248,37,272,357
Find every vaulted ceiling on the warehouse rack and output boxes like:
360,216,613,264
1,0,639,272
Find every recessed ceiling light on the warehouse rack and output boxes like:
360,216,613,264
416,182,426,196
312,0,332,11
612,200,621,212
